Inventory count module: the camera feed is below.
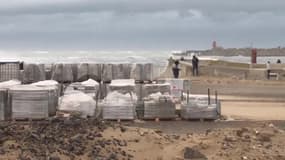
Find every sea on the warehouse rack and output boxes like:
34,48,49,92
0,50,285,67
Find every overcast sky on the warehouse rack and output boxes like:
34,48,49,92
0,0,285,50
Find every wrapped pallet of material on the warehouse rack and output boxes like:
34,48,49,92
108,79,135,94
23,63,46,83
88,64,101,81
180,95,220,120
9,85,58,119
30,80,60,115
0,61,20,82
77,63,88,82
158,79,191,98
59,90,96,118
143,83,171,97
112,64,132,79
68,79,99,98
102,91,136,120
101,64,113,82
143,93,176,119
130,63,154,81
0,89,9,120
77,63,102,82
51,63,74,82
0,80,21,120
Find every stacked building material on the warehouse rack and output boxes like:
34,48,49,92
0,80,22,121
101,91,136,120
143,83,171,97
51,63,74,82
77,63,102,82
158,79,191,98
101,64,113,82
59,90,96,118
108,79,135,94
143,94,176,119
130,63,154,81
0,89,9,120
68,79,99,98
23,63,46,83
180,95,220,120
9,85,58,119
30,80,61,115
88,64,101,81
0,61,20,82
112,64,132,79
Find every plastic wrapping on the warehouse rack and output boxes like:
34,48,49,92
23,63,46,83
101,91,136,120
59,91,96,118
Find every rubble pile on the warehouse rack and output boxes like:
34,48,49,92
0,118,133,160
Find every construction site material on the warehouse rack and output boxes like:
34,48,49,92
59,90,96,118
109,79,135,94
144,93,176,119
180,94,221,120
158,79,191,98
9,85,58,120
0,61,20,82
102,91,136,120
23,63,45,83
77,63,102,81
0,89,9,120
68,79,99,98
143,83,171,97
101,64,113,82
130,63,154,81
51,63,74,82
0,80,21,89
112,64,132,79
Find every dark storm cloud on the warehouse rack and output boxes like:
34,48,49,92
0,0,284,50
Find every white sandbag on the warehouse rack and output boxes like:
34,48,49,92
59,91,96,118
102,91,136,120
23,63,45,83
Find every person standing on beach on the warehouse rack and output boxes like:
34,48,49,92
192,55,199,76
266,61,271,80
172,60,180,78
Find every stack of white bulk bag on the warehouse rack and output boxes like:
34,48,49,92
180,94,220,120
59,90,96,118
143,93,176,119
9,85,58,119
101,91,136,120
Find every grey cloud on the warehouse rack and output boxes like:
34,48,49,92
0,0,284,50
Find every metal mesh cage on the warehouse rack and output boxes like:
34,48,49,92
0,62,20,82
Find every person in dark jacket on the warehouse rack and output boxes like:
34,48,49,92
172,60,180,78
192,55,199,76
